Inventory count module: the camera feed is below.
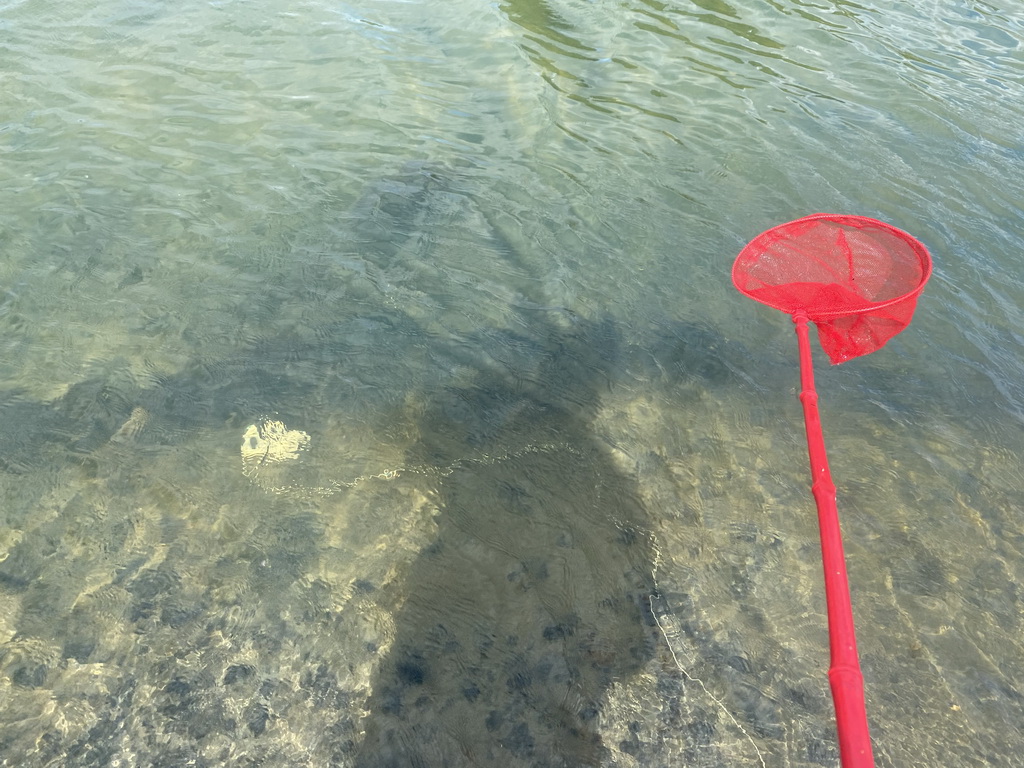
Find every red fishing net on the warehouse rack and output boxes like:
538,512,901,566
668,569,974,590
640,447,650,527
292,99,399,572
732,214,932,363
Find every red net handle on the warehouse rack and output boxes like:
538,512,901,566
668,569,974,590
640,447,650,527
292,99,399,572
794,311,875,768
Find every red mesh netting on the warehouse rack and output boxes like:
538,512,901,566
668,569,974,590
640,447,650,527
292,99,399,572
732,214,932,364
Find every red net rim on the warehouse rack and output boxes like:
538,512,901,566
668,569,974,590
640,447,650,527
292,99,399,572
731,213,933,318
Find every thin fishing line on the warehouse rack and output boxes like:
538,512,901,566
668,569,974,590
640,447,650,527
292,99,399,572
628,523,768,768
240,417,577,498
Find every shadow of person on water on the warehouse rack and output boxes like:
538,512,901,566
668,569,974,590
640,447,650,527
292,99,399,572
352,315,660,768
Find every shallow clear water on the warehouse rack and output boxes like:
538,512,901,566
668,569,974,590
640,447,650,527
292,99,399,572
1,0,1022,766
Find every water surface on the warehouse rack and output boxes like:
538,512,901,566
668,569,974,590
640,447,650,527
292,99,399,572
1,0,1023,766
